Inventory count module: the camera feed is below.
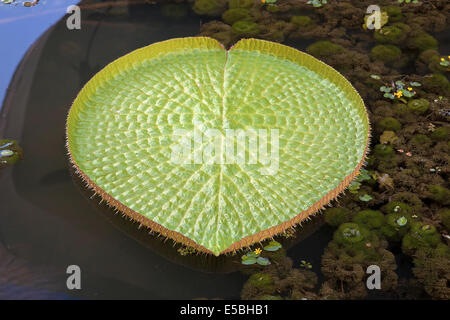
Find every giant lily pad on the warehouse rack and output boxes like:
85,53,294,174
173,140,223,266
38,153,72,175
66,37,369,255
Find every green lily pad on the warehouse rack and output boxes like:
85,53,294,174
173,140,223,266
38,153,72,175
256,257,271,266
263,240,282,251
67,37,369,255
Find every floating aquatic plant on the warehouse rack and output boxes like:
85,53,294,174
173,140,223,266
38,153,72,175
300,260,312,269
397,0,419,4
307,0,327,8
263,241,282,252
0,139,23,168
66,37,369,255
379,80,421,103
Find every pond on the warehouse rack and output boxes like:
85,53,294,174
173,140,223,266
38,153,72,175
0,0,449,300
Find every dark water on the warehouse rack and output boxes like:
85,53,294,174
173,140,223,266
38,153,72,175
0,2,331,299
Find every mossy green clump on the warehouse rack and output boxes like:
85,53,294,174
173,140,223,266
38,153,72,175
334,223,368,245
422,73,450,93
374,26,407,44
431,127,450,141
384,6,402,22
438,209,450,232
373,144,395,159
193,0,222,16
246,273,275,293
231,20,260,36
377,117,402,132
229,0,254,9
408,32,438,52
370,45,402,64
290,15,314,28
352,210,385,233
407,98,429,115
409,134,432,148
382,201,412,216
382,212,412,242
222,8,252,24
402,223,441,255
306,41,344,58
324,207,351,228
428,185,450,205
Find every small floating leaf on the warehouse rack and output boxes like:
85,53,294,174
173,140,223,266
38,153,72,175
263,240,282,251
359,194,372,202
256,257,271,266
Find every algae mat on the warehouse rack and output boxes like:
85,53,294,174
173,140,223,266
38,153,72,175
66,37,370,255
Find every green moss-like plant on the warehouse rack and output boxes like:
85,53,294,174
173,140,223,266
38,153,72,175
402,223,441,255
407,98,429,115
382,212,412,242
384,6,402,22
192,0,223,16
231,20,260,36
382,201,412,215
431,127,449,141
438,209,450,232
290,16,314,28
324,207,351,228
353,210,385,232
306,41,344,58
422,73,450,93
0,139,23,168
229,0,254,9
408,32,438,52
370,45,402,64
374,26,406,44
428,185,450,205
66,37,370,255
373,144,395,159
222,8,252,24
377,117,402,132
410,134,432,148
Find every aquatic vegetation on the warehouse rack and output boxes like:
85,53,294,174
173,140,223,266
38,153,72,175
192,0,224,16
379,80,420,103
407,98,429,115
263,241,282,252
0,139,23,168
67,37,369,255
380,130,398,145
413,246,450,299
373,144,395,159
299,260,312,269
307,0,327,8
222,8,252,25
290,16,314,28
422,73,450,93
408,32,438,52
427,185,450,205
377,117,402,132
402,223,441,255
384,6,403,23
374,26,407,45
397,0,419,4
370,45,402,65
324,208,350,228
430,126,449,141
231,20,260,35
306,41,344,58
438,209,450,232
359,194,373,202
353,210,385,233
229,0,254,9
